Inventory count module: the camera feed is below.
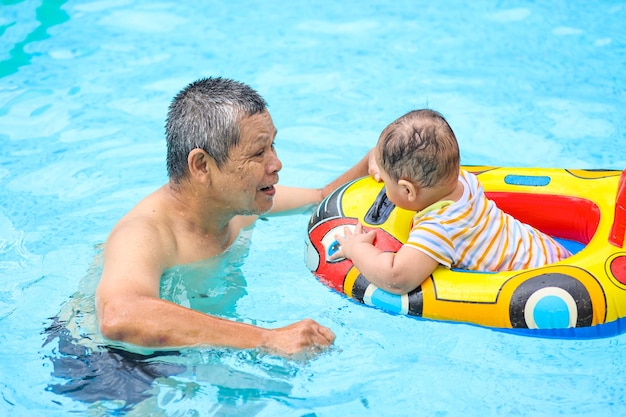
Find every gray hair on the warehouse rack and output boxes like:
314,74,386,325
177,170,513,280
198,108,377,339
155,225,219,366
377,109,460,187
165,77,267,183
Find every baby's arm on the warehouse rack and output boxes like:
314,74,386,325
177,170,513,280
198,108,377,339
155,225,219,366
331,223,439,295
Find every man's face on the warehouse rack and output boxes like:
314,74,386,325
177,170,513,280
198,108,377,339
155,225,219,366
215,110,282,215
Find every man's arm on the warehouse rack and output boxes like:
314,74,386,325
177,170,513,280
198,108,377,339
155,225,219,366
95,221,334,355
269,149,373,214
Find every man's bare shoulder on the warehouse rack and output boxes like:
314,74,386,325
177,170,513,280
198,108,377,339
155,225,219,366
105,187,177,266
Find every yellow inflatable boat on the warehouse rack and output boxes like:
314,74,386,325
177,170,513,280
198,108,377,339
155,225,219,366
305,166,626,338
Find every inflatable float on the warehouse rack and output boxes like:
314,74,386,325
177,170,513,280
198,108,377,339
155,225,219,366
305,166,626,338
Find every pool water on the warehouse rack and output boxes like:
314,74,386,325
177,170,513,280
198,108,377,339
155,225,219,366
1,0,625,416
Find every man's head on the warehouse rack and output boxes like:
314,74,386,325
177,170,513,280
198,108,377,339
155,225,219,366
165,77,268,183
376,109,460,189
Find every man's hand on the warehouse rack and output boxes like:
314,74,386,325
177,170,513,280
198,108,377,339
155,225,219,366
262,319,335,356
368,148,381,182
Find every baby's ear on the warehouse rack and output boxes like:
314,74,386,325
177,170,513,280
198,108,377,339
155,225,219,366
398,179,418,201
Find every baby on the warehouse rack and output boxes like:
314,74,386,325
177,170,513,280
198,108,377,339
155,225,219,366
331,109,571,294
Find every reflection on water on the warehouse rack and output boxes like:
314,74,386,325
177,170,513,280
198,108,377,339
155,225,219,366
0,0,70,77
44,321,185,411
159,228,252,317
0,0,620,415
41,228,294,414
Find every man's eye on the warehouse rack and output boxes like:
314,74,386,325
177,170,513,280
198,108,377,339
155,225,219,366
255,142,275,157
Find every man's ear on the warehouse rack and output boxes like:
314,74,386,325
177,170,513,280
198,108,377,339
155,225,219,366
398,179,418,202
187,148,214,184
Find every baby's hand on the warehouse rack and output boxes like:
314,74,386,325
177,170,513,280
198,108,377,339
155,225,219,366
329,223,376,260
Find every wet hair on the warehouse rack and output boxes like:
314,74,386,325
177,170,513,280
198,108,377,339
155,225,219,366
377,109,460,188
165,77,267,183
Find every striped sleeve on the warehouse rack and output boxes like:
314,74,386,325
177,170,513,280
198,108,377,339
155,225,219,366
405,218,455,267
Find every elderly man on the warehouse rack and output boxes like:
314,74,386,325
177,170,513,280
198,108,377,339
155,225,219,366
96,77,371,356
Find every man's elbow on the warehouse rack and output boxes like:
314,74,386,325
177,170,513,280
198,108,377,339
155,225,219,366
97,300,131,342
96,298,171,347
99,318,124,342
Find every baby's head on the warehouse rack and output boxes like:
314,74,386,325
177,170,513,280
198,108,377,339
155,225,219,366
376,109,460,188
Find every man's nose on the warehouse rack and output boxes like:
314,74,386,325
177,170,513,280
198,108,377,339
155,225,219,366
269,152,282,173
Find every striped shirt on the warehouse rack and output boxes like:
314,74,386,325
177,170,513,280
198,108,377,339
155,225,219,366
405,169,572,271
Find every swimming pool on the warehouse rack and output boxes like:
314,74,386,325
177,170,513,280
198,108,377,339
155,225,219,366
1,0,625,415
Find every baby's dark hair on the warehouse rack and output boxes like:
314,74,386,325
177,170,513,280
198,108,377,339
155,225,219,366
377,109,460,187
